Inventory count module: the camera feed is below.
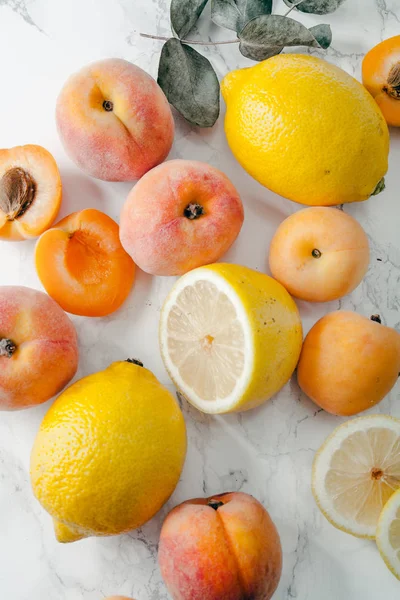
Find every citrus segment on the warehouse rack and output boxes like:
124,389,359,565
160,263,303,414
312,415,400,538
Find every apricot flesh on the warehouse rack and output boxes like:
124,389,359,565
363,35,400,127
159,492,282,600
298,311,400,416
35,209,135,317
56,58,174,181
0,145,61,241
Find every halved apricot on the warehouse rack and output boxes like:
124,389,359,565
35,209,135,317
363,35,400,127
0,145,62,241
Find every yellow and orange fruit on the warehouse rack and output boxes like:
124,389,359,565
0,286,78,410
363,35,400,127
56,58,174,181
0,145,61,241
35,208,135,317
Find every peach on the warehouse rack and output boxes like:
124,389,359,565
297,311,400,416
158,492,282,600
35,209,135,317
120,160,244,276
0,286,78,410
0,145,61,241
56,58,174,181
269,207,370,303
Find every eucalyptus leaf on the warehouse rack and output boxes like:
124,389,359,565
283,0,347,15
170,0,209,39
239,15,322,61
157,38,220,128
211,0,272,33
309,24,332,49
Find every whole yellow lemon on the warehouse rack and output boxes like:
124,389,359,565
221,55,389,206
30,360,187,543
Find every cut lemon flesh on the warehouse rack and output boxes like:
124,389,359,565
377,488,400,580
159,263,303,414
312,415,400,538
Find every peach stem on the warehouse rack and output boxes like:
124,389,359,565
370,315,382,324
208,500,224,511
126,358,144,367
0,338,16,358
184,203,204,220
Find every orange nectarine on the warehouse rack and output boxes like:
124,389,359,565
269,207,370,302
298,311,400,416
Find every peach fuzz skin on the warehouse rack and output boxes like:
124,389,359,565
269,207,370,302
297,311,400,416
120,160,244,276
158,492,282,600
56,58,174,181
0,145,62,241
0,286,78,410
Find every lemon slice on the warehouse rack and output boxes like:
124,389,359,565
159,263,302,414
312,415,400,539
377,488,400,580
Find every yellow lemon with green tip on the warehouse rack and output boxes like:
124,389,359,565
221,54,389,206
30,360,187,543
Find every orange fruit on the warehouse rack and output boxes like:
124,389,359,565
363,35,400,126
298,311,400,416
0,145,61,241
35,208,135,317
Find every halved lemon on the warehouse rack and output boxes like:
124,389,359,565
312,415,400,539
377,488,400,580
159,263,303,414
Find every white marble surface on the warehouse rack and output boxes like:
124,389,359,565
0,0,399,598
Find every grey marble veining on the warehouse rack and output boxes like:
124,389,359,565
0,0,399,599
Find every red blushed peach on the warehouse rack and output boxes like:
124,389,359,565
0,286,78,410
158,492,282,600
120,160,244,276
56,58,174,181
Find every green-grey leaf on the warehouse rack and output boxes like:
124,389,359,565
211,0,272,33
157,38,220,128
309,24,332,49
239,15,322,61
283,0,347,15
171,0,209,39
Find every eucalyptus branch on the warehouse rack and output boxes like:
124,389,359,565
140,33,239,45
284,0,307,17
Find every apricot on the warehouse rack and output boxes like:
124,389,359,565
0,145,61,241
35,209,135,317
269,207,370,302
298,311,400,416
56,58,174,181
120,160,244,276
158,492,282,600
363,36,400,127
0,286,78,410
